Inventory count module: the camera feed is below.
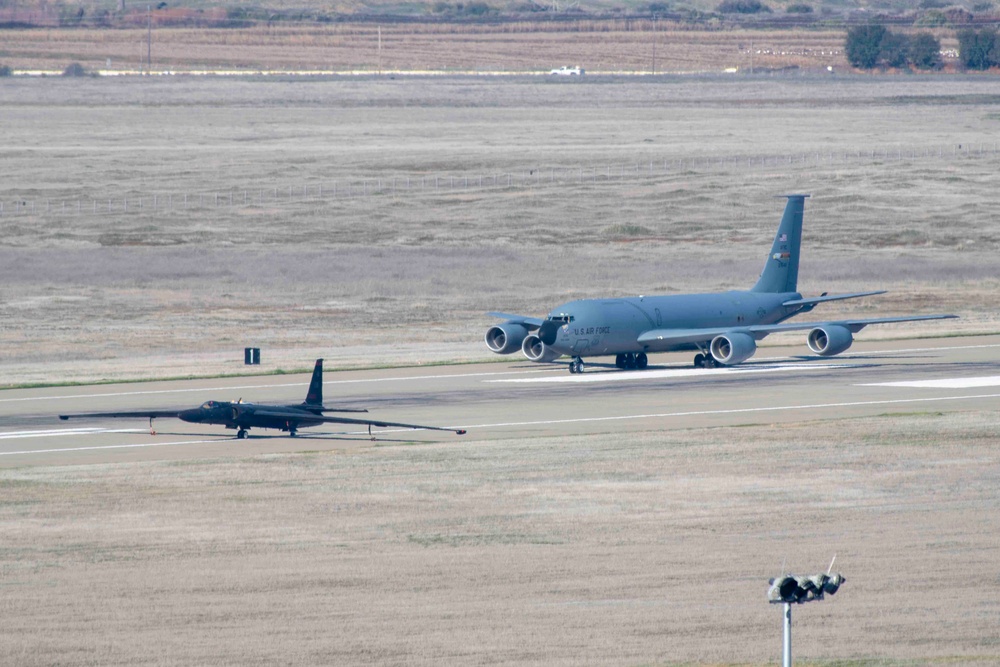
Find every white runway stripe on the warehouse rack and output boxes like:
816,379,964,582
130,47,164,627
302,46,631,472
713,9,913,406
0,428,144,440
0,438,227,456
860,375,1000,389
454,392,1000,430
489,363,852,384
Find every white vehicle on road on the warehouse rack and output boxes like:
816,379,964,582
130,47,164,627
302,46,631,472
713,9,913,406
549,65,584,76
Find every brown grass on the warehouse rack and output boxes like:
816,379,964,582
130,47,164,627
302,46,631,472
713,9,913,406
0,23,956,73
0,75,997,384
1,412,998,664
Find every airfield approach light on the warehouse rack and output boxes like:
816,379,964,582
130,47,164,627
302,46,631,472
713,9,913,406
766,559,845,667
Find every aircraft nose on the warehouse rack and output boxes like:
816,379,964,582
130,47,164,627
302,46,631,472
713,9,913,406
178,409,200,423
538,320,561,345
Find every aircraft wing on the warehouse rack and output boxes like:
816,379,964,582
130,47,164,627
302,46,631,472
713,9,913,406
636,314,957,347
781,291,886,308
251,409,466,435
60,411,181,420
487,312,544,329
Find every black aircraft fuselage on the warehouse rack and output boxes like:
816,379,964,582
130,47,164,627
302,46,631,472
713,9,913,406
60,359,466,440
177,399,329,433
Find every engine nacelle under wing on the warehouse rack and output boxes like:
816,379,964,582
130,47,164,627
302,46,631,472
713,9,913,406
521,334,561,363
807,325,853,356
485,323,529,355
709,332,757,366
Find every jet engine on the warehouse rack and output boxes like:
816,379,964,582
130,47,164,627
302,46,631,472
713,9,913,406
807,325,853,356
521,334,561,363
485,323,529,355
709,332,757,366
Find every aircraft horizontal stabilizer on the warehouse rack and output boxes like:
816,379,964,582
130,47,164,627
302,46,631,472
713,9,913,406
781,290,886,308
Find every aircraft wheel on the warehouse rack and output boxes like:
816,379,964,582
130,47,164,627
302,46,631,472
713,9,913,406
289,429,298,437
702,356,717,369
624,353,637,370
570,359,584,374
636,352,648,370
615,354,626,369
693,353,704,368
568,362,577,374
237,429,248,439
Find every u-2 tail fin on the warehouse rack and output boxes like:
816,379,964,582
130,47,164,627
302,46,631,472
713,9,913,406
751,194,809,294
305,358,323,406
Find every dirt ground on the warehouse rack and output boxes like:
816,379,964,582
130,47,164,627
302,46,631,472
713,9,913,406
1,413,998,665
1,73,999,666
1,75,997,386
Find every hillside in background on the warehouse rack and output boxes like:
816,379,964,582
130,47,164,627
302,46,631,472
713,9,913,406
0,0,996,28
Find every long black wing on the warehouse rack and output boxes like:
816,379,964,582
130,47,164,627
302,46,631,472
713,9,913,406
59,411,181,420
252,409,466,435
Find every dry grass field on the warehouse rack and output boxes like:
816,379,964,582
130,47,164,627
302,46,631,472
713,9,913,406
1,74,997,385
1,71,999,666
1,413,999,665
0,23,952,73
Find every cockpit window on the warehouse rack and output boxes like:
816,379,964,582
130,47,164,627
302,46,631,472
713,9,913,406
201,401,214,409
547,314,574,323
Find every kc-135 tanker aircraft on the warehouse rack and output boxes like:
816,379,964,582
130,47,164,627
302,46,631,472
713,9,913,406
486,195,956,374
60,359,467,440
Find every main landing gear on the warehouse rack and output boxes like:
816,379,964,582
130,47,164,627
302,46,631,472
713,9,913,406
569,352,651,374
693,353,719,369
237,428,249,439
614,352,648,371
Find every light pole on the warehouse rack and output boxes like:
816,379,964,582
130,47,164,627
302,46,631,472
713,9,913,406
767,560,845,667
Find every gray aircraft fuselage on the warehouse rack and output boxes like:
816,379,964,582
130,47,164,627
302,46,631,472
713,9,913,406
487,194,956,372
543,290,799,357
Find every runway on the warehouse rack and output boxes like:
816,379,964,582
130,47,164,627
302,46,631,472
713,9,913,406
1,334,998,467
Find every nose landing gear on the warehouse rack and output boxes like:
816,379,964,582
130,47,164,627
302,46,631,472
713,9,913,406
569,357,585,374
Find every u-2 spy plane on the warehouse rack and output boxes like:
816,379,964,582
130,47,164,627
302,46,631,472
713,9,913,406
60,359,467,440
485,195,956,374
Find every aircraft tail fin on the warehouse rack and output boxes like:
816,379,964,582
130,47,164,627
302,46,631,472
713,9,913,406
751,194,808,294
304,358,323,406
